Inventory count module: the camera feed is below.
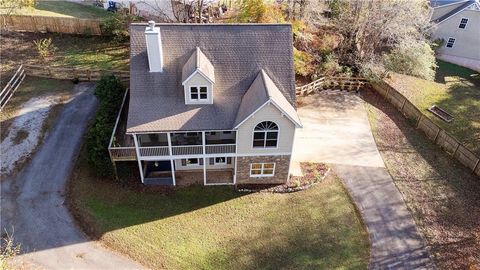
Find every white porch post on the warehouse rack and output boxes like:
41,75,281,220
170,159,176,186
133,133,145,183
233,130,238,184
202,131,207,185
167,132,172,156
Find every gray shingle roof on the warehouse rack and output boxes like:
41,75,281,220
127,23,296,133
431,0,475,23
181,47,215,83
234,70,302,128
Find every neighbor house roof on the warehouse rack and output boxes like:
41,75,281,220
431,0,478,23
182,47,215,84
429,0,466,8
127,23,296,133
234,70,302,128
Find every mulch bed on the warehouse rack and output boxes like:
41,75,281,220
237,163,330,193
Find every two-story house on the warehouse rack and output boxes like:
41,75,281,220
108,22,302,186
429,0,480,71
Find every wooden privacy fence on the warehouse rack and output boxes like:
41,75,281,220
0,65,26,110
1,15,102,35
295,76,368,96
23,64,129,84
371,81,480,177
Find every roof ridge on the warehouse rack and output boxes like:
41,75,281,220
260,69,272,99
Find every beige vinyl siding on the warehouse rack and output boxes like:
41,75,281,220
236,103,296,155
183,72,213,104
174,158,234,171
432,9,480,60
431,2,468,21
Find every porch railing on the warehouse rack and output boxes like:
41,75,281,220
109,147,136,160
172,145,203,155
139,146,169,157
205,144,236,154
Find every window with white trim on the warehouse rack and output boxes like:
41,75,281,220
459,18,468,29
446,38,456,48
250,163,275,177
253,121,278,148
214,157,226,165
186,158,199,166
190,86,208,101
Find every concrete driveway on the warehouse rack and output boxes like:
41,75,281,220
0,84,144,269
292,91,435,269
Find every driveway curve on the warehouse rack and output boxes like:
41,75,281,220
292,91,435,269
0,84,144,269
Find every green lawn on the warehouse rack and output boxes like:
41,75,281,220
387,60,480,155
1,31,129,81
69,151,370,270
1,1,112,19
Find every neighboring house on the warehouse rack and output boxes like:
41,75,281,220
429,0,480,71
109,22,302,186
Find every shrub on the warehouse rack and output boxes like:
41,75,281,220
33,38,56,59
86,74,125,177
294,47,316,77
383,40,437,80
100,13,130,43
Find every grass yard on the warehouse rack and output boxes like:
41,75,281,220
0,31,129,86
69,150,370,270
387,60,480,155
363,89,480,270
0,1,112,19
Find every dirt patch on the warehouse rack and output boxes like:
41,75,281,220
1,96,60,175
363,88,480,270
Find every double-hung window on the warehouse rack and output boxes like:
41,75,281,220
190,86,208,101
214,157,226,165
253,121,278,148
446,38,456,48
459,18,468,29
250,163,275,177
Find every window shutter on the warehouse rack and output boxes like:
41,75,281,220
199,158,204,165
210,158,214,165
181,159,186,166
227,157,232,164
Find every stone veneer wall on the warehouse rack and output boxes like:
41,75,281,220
236,155,291,184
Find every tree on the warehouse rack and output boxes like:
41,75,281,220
328,0,435,79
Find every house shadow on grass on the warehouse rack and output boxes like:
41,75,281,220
361,88,480,269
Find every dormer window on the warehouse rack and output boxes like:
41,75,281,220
190,86,208,101
182,47,215,105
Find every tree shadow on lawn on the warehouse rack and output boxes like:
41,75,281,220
361,88,480,268
434,83,480,155
434,60,480,86
70,157,246,237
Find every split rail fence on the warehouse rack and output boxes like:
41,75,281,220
1,15,102,35
23,64,130,84
0,64,129,109
295,76,368,96
371,81,480,177
0,65,26,110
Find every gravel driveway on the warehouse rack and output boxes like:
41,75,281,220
0,83,144,269
292,91,435,269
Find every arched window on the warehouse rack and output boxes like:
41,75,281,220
253,121,278,148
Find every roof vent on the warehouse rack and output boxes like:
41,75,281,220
144,20,163,72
